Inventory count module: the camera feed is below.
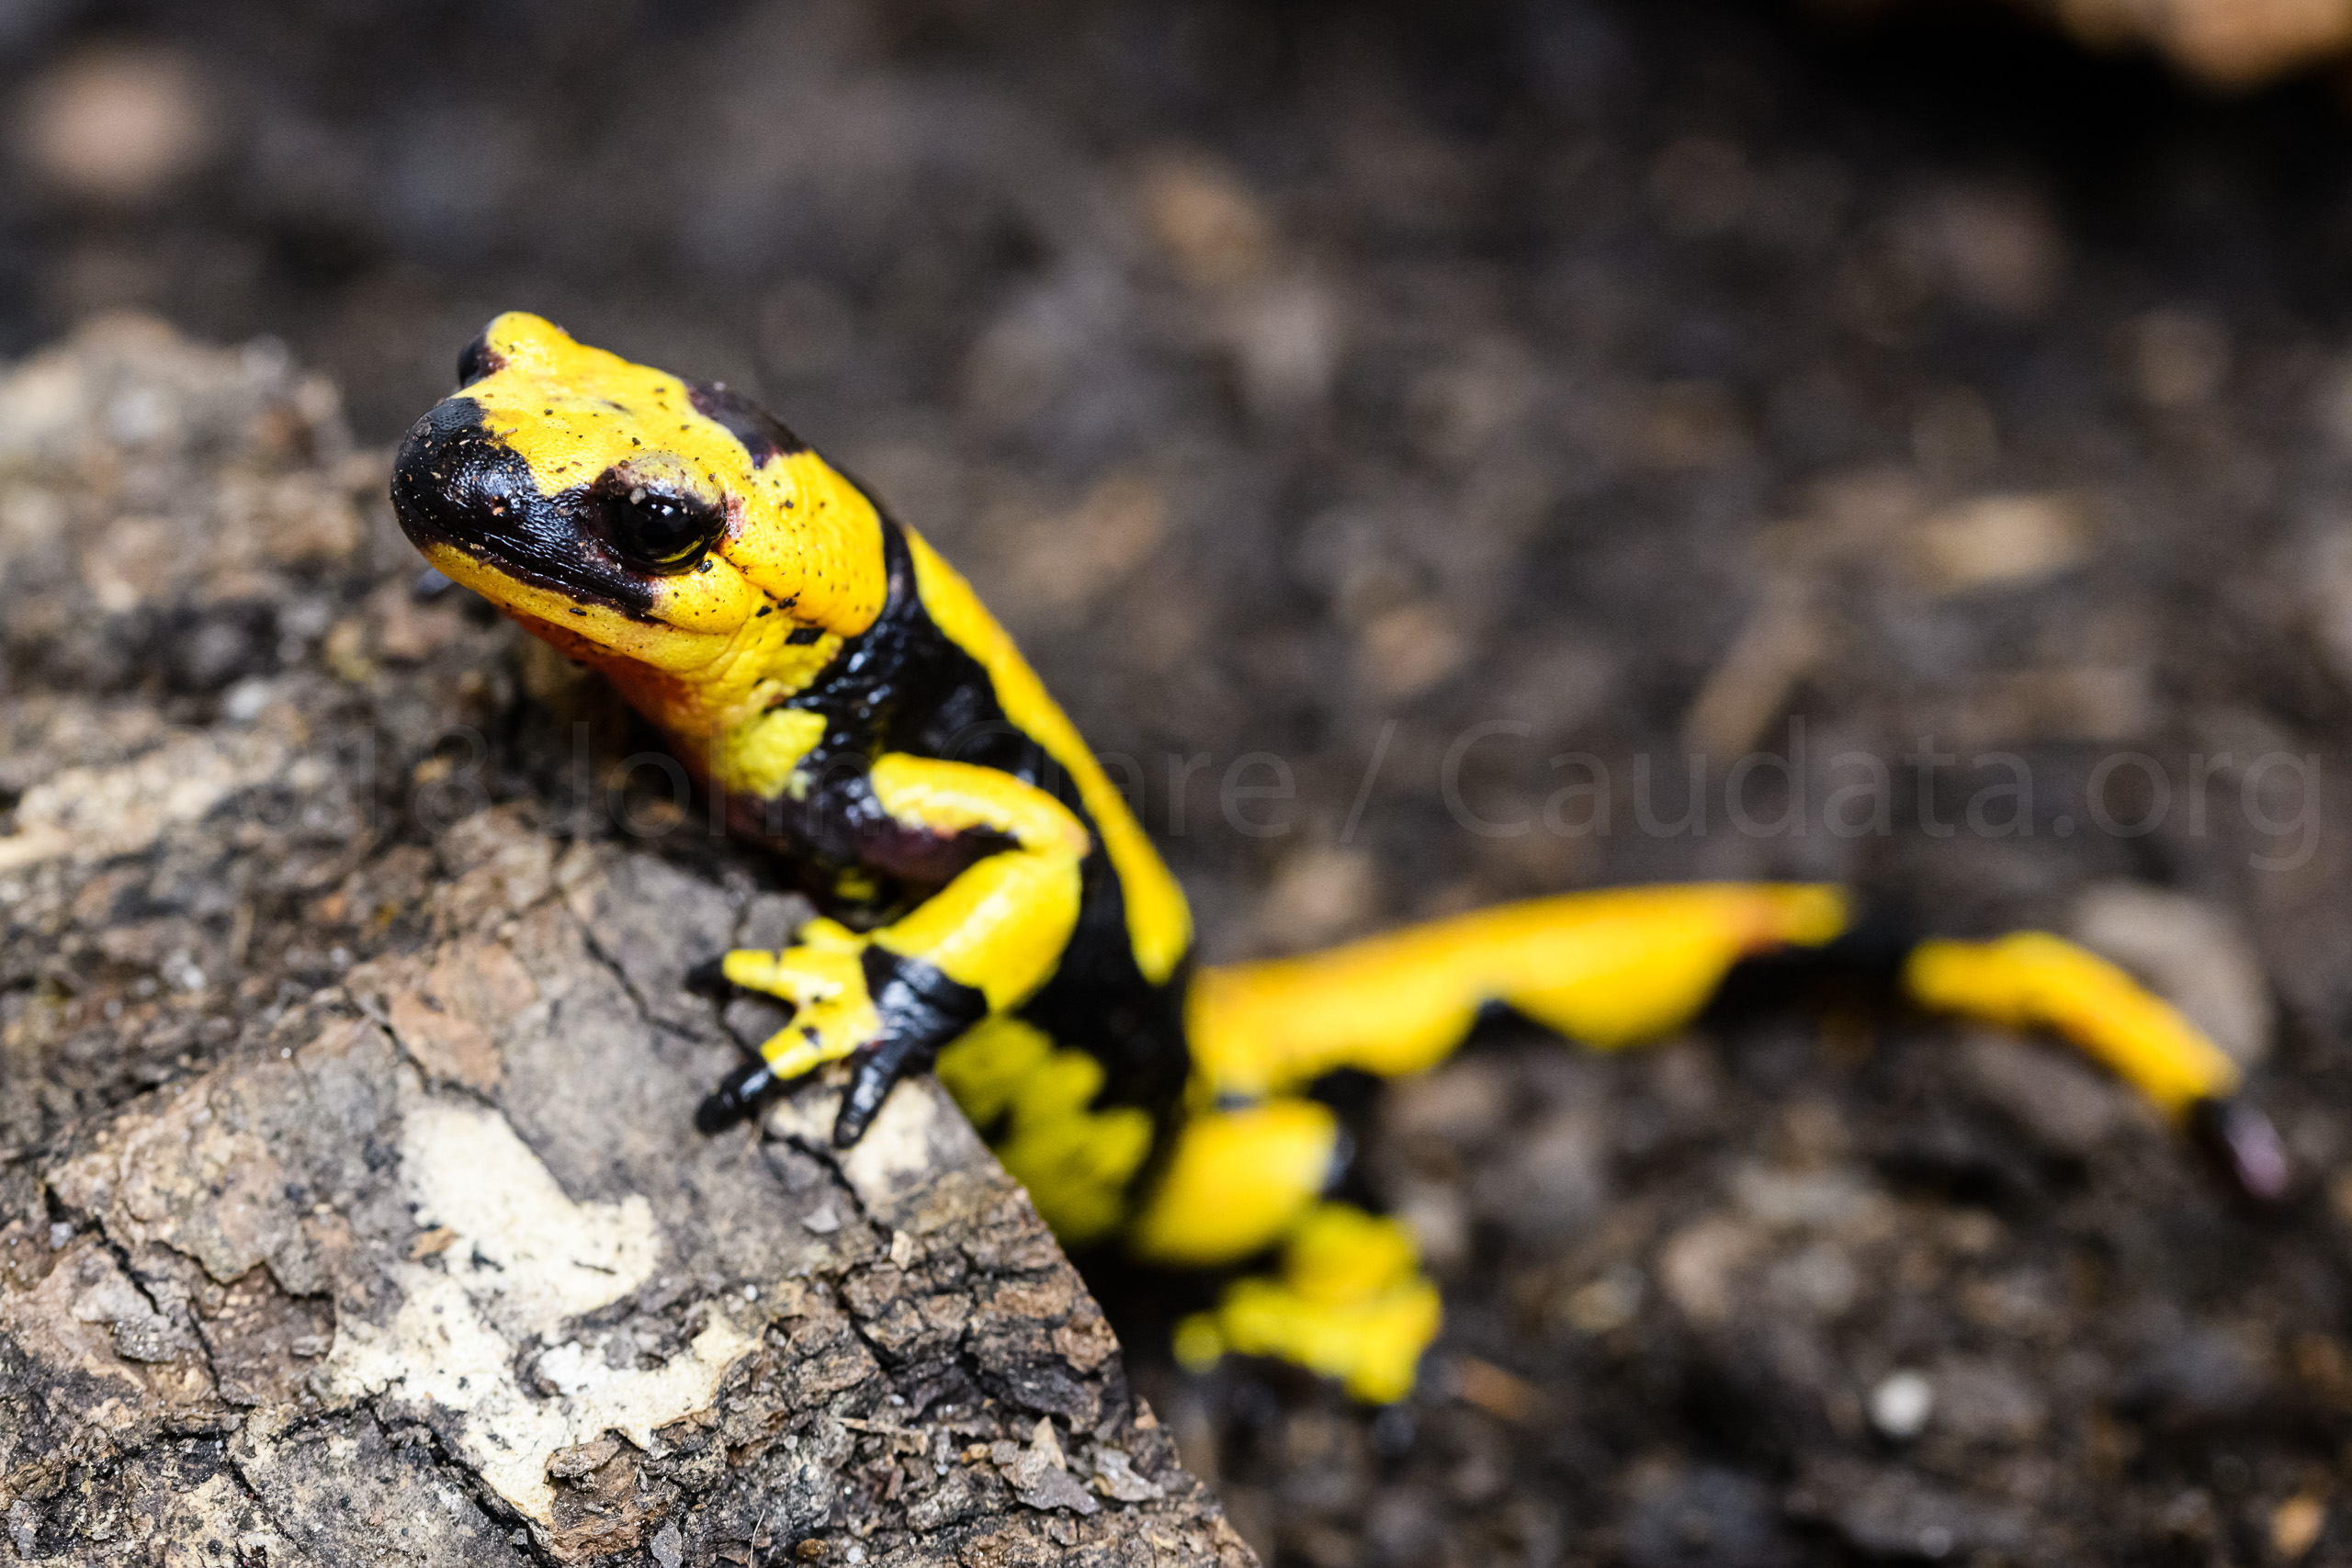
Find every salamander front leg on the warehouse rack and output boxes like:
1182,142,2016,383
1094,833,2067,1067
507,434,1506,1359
695,751,1087,1145
690,916,992,1144
691,916,880,1133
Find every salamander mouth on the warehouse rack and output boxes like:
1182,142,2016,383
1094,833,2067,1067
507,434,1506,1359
390,397,658,619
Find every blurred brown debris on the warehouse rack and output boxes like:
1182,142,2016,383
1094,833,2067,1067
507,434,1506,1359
16,45,215,206
2018,0,2352,87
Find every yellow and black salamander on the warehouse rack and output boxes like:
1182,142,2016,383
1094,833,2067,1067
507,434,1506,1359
391,312,2287,1404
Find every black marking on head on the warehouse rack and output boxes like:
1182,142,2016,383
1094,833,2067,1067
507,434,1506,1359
688,381,807,468
786,626,823,645
390,399,658,618
456,330,503,389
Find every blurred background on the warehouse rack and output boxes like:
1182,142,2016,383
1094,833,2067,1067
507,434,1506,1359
17,0,2352,1562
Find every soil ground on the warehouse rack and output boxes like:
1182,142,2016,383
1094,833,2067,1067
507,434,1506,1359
12,1,2352,1562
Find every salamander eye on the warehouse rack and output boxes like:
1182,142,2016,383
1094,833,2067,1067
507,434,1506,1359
586,477,725,573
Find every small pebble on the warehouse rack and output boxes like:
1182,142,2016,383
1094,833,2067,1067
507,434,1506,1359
1870,1371,1935,1441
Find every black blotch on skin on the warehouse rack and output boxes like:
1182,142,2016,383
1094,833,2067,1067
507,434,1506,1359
725,514,1195,1133
833,946,991,1145
786,626,822,645
688,380,808,468
864,944,986,1043
456,330,502,389
390,399,658,618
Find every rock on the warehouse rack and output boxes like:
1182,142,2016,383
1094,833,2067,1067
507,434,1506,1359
1090,1446,1167,1504
2125,1318,2273,1428
1476,1100,1608,1245
548,1438,624,1482
984,470,1170,630
1679,584,1825,758
1959,1029,2136,1154
2130,309,2231,410
1254,847,1382,953
2273,1494,2327,1561
1133,152,1277,290
1001,1419,1100,1515
2071,882,2273,1066
0,321,1257,1567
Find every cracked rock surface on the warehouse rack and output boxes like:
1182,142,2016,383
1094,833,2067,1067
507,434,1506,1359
0,319,1255,1566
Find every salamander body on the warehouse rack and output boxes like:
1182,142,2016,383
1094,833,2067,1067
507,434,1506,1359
392,312,2285,1402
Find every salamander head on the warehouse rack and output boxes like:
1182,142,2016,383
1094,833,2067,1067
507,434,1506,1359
390,312,888,685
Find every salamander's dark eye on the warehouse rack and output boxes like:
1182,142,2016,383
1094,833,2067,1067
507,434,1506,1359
587,479,725,574
456,330,501,389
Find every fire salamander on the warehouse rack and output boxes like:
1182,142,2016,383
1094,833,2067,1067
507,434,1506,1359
392,312,2288,1404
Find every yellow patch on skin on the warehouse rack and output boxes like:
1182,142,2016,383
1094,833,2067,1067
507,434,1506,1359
934,1014,1057,1126
435,314,877,765
467,312,888,638
1173,1203,1441,1404
839,753,1090,1010
900,526,1193,983
711,705,828,800
866,752,1091,860
1188,883,1849,1100
724,919,881,1078
1126,1099,1338,1267
1904,931,2242,1112
999,1102,1155,1246
424,546,842,786
870,845,1082,1011
936,1018,1155,1246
